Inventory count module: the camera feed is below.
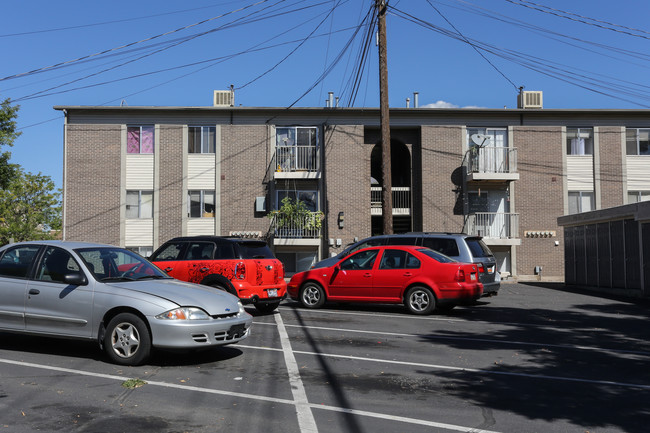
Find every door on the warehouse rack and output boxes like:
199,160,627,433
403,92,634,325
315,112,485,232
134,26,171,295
0,245,41,330
25,246,94,337
328,249,378,299
373,249,422,300
150,241,189,280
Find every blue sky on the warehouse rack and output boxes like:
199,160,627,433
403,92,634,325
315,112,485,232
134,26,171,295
2,0,649,188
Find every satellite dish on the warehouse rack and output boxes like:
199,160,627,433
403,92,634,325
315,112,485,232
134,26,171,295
470,133,492,147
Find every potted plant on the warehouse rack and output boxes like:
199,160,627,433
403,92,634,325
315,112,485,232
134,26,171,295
270,196,323,238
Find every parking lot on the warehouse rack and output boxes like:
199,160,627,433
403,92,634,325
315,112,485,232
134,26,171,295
1,282,650,433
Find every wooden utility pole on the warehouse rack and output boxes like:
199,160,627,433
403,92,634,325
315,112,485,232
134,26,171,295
376,0,393,234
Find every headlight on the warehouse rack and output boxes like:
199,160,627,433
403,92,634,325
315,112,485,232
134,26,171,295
156,307,210,320
238,301,245,314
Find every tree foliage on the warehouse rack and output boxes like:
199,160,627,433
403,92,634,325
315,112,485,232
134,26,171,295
0,98,20,189
0,97,61,244
0,168,62,244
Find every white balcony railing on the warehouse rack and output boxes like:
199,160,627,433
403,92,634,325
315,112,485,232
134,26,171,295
466,212,519,239
274,145,320,173
371,187,411,215
270,211,322,239
467,146,518,174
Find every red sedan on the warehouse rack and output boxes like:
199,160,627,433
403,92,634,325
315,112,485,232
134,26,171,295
288,246,483,314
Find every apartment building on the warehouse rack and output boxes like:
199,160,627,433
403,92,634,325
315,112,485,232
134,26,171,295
55,91,650,281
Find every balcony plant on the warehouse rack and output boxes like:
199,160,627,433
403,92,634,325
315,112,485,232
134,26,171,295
270,196,323,238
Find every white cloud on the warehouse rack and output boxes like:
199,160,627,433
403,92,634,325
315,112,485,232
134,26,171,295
420,100,484,109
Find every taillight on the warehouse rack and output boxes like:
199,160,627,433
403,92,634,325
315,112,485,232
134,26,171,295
455,268,466,282
235,262,246,280
477,263,485,273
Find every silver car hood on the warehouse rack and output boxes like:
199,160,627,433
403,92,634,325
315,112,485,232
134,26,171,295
104,278,241,315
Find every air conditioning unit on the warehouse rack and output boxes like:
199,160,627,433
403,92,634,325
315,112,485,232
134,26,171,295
517,91,543,109
213,90,234,107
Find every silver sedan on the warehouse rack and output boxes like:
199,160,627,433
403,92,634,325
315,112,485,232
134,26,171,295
0,241,253,365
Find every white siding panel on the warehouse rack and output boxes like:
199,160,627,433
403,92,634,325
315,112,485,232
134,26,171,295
567,156,594,190
626,156,650,190
125,219,154,245
188,154,216,189
126,155,154,189
187,219,216,236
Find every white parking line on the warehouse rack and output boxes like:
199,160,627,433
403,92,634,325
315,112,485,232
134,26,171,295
0,357,500,433
257,321,650,357
238,344,650,391
274,312,319,433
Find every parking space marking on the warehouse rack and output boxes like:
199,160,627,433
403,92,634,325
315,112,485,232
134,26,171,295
0,356,500,433
238,344,650,391
257,321,650,357
273,312,319,433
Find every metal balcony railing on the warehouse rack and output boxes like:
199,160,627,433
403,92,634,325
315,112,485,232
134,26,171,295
274,145,320,173
466,212,519,239
371,187,411,215
270,211,322,239
467,146,518,174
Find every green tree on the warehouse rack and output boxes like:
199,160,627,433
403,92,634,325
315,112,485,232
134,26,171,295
0,98,20,188
0,168,62,245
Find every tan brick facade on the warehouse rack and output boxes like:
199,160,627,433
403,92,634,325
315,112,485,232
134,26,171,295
598,126,625,208
65,124,121,244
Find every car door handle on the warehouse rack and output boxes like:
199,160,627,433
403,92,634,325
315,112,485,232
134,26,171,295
403,272,413,277
200,267,210,272
29,289,40,295
164,267,173,272
364,273,372,277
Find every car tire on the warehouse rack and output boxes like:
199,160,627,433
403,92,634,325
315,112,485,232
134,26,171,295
255,301,281,314
300,282,325,309
208,281,237,297
405,286,436,315
103,313,151,366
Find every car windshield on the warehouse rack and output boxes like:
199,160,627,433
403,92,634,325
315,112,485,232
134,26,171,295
466,238,493,258
418,248,457,264
237,242,275,259
75,247,170,282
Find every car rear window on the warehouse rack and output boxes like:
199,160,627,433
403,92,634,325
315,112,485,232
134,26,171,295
422,238,460,257
466,238,493,258
419,248,457,264
237,242,275,259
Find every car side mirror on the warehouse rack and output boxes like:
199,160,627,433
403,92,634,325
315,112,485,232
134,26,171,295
64,272,88,286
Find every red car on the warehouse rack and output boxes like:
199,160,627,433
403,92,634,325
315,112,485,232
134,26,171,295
150,236,286,314
288,245,483,314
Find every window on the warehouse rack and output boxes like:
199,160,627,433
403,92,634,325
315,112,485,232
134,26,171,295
467,128,507,148
127,126,154,154
188,190,215,217
275,126,319,171
126,246,153,258
422,238,460,257
566,128,593,155
126,191,153,218
379,249,420,269
568,191,594,214
276,251,318,274
626,128,650,155
276,190,318,212
150,242,185,261
628,191,650,203
36,247,81,283
188,126,216,154
0,245,40,278
340,249,379,271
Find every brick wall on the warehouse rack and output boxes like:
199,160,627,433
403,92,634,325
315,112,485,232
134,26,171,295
158,125,184,243
221,125,270,235
420,125,465,232
323,124,368,251
598,126,625,208
514,126,565,278
65,124,121,244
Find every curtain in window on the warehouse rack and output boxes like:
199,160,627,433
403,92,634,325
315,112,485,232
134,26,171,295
127,128,140,154
140,192,153,218
570,138,585,155
141,127,154,153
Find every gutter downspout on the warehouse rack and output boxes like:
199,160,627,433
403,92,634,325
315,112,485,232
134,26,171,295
62,109,68,240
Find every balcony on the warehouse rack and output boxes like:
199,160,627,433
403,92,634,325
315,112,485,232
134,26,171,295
466,146,519,182
273,145,320,179
465,212,521,245
269,211,322,246
370,187,411,216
